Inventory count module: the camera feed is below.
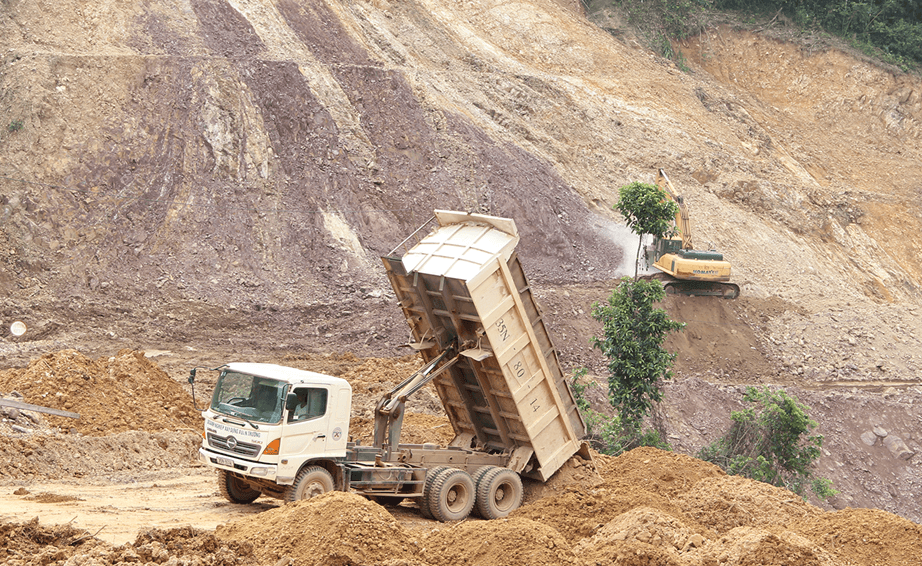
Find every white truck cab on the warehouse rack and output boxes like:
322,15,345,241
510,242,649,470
199,363,352,487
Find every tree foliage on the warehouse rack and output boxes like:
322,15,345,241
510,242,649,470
615,181,679,278
698,386,837,499
590,277,685,431
608,0,922,70
569,369,671,455
714,0,922,67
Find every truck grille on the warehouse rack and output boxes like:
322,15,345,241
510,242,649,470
207,433,261,457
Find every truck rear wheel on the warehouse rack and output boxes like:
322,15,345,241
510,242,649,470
284,466,334,502
218,470,260,504
469,466,496,517
418,465,450,519
427,468,475,522
475,467,523,519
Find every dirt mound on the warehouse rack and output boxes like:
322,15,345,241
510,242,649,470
0,349,200,436
514,485,695,543
0,430,200,480
521,450,602,505
573,506,705,566
0,520,258,566
577,539,695,566
705,527,838,566
677,475,822,534
421,517,580,566
126,527,258,566
595,446,726,497
791,508,922,566
0,517,107,566
217,491,421,566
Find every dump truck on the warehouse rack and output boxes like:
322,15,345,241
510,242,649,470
192,210,588,521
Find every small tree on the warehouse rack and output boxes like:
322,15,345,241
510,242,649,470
568,368,670,455
591,277,685,433
615,181,679,278
698,386,837,500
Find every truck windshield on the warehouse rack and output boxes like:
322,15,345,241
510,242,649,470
210,370,286,424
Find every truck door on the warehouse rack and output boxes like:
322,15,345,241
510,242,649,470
280,386,331,458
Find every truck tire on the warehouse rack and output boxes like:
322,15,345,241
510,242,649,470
475,467,523,519
427,468,475,522
469,466,497,517
218,470,260,504
284,466,334,502
418,465,450,519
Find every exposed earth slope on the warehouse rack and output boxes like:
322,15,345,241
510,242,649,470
0,0,921,562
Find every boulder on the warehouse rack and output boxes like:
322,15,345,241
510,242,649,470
882,435,914,460
860,431,878,446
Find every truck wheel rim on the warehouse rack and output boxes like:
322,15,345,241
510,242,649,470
493,480,516,512
447,485,467,512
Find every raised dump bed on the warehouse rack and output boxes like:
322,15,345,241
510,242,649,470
382,210,586,481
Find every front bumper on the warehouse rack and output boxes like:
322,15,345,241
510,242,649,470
199,448,278,480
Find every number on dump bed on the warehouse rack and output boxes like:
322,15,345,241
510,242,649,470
496,318,509,342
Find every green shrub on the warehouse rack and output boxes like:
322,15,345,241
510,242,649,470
607,0,922,69
698,386,837,499
710,0,922,68
616,0,710,64
569,369,671,455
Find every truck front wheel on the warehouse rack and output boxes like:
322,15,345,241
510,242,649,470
218,470,261,504
284,466,334,502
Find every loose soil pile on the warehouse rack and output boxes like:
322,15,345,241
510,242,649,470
0,349,201,435
2,349,921,565
217,491,421,566
677,474,823,535
0,430,201,481
0,520,259,566
792,508,922,566
0,349,202,481
421,517,581,566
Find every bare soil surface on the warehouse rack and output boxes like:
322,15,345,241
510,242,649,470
1,0,922,563
1,351,921,566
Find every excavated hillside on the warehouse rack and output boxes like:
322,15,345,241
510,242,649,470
1,0,921,560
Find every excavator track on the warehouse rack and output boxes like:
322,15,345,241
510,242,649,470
664,280,739,299
643,273,740,299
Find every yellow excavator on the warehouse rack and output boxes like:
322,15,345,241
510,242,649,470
644,169,740,299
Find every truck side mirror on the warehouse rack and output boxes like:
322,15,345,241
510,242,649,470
187,368,199,411
285,392,299,411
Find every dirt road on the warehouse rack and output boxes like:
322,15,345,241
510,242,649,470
0,468,263,546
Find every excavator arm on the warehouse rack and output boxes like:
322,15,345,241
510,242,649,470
656,168,693,250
